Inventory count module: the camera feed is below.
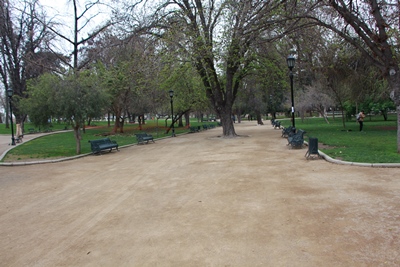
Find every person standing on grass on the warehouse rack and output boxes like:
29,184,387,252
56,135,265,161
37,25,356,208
357,110,366,131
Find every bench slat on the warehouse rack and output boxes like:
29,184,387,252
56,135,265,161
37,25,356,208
88,138,119,154
135,133,154,144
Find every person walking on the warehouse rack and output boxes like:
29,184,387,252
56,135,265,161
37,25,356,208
357,110,366,131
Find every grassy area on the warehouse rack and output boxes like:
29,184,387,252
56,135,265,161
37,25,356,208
0,121,70,134
1,116,399,163
1,119,219,162
278,114,399,163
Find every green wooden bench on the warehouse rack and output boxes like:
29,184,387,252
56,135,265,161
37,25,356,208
288,129,306,149
189,126,200,133
135,133,154,144
88,138,119,154
282,126,295,138
273,120,281,129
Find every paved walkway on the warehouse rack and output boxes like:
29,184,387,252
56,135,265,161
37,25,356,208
0,122,399,266
1,124,399,167
0,132,41,158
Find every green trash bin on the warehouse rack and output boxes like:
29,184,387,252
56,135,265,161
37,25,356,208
305,137,320,158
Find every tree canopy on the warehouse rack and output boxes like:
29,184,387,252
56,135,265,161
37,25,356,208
2,0,400,154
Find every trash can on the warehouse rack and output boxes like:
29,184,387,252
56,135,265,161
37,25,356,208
305,137,319,158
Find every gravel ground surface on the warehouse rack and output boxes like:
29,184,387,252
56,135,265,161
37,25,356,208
0,121,399,266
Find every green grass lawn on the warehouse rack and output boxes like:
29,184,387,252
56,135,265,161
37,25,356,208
279,114,399,163
0,121,70,134
1,116,399,163
1,120,219,162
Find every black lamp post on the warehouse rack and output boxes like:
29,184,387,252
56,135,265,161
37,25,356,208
7,88,16,146
169,90,176,137
287,55,296,131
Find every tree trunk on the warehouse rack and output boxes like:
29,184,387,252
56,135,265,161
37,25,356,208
112,109,122,133
236,111,242,123
256,111,264,125
382,111,388,121
388,71,400,153
119,118,125,133
178,116,183,127
141,114,146,125
218,107,236,137
138,116,142,131
185,111,190,127
73,125,81,154
341,109,346,128
317,110,330,124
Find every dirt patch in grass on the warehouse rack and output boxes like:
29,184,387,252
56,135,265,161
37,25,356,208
318,142,336,149
372,126,397,131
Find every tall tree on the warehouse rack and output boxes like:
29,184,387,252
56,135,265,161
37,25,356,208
90,32,165,133
43,0,113,71
37,0,113,153
123,0,312,137
310,0,400,152
238,41,288,125
297,79,334,123
0,0,54,128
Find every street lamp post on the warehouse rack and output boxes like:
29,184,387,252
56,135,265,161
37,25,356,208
169,90,176,137
287,55,296,132
7,88,16,146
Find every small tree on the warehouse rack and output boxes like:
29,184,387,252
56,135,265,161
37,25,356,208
59,73,108,153
21,74,58,128
24,71,109,154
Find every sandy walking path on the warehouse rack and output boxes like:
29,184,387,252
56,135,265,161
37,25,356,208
0,121,399,266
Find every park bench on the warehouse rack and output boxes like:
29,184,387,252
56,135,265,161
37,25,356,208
272,120,281,129
282,126,295,138
202,124,209,130
189,126,200,133
88,138,119,154
271,119,279,128
135,133,154,144
28,128,36,134
287,129,306,149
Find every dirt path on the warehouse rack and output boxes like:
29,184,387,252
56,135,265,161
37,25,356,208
0,122,399,266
